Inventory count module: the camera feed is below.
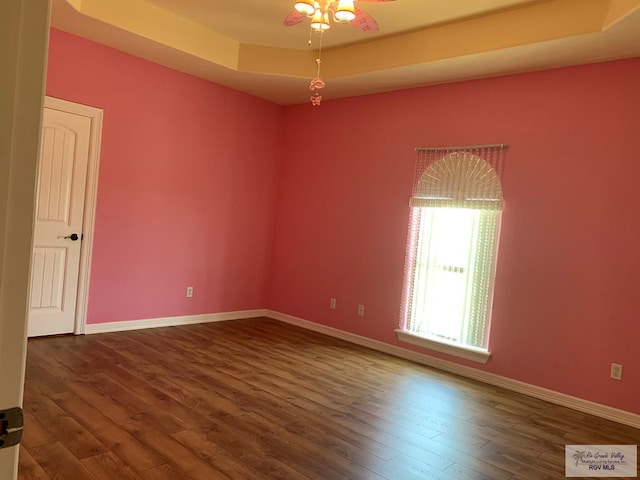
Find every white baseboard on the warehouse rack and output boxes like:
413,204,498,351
266,310,640,429
84,309,268,335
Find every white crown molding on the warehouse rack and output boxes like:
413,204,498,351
84,309,267,334
265,310,640,429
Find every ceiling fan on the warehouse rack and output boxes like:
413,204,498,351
284,0,397,34
284,0,397,106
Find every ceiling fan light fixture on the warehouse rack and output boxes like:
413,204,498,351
310,9,331,31
288,0,392,104
334,0,356,22
294,0,315,16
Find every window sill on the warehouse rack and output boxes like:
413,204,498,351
394,329,491,364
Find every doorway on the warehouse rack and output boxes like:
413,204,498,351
28,97,102,337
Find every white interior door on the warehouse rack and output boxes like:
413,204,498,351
28,105,95,337
0,0,50,478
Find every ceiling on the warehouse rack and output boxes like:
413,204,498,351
50,0,640,105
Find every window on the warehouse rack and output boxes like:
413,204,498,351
396,146,507,363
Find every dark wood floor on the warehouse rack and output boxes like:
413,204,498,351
18,317,638,480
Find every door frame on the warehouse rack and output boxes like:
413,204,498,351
43,96,103,335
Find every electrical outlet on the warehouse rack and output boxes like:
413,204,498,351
330,298,336,309
610,363,623,380
357,304,365,317
186,286,194,298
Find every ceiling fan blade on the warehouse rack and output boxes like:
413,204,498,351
350,7,379,33
284,10,305,27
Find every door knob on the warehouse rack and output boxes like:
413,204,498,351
58,233,80,241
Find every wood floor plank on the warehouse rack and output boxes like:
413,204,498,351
25,395,108,460
239,411,387,480
81,452,146,480
139,463,202,480
17,447,52,480
172,428,310,480
442,461,505,480
28,442,98,480
49,390,165,471
19,317,640,480
284,417,401,462
20,410,57,450
180,408,325,479
121,421,233,480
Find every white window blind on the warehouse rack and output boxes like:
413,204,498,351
399,144,507,352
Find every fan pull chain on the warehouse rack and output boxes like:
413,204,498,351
309,29,326,106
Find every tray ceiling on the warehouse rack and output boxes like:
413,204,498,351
51,0,640,105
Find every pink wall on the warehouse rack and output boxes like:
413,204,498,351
46,27,639,415
268,58,640,414
47,29,282,324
